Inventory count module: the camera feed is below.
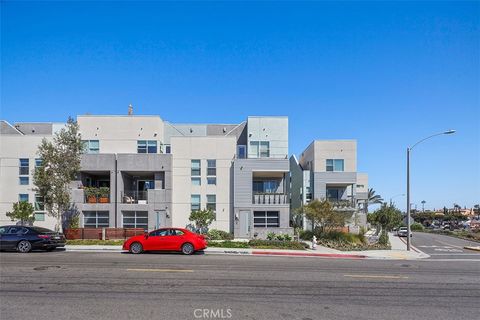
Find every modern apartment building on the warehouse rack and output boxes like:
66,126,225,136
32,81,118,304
1,113,368,237
290,140,369,231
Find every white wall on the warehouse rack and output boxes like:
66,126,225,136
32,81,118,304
247,116,288,159
171,136,236,232
78,115,164,154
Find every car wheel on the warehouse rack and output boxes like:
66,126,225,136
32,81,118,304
181,243,194,255
130,242,143,254
17,240,32,253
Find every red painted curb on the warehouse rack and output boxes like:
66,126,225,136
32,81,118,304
252,251,366,259
398,236,421,253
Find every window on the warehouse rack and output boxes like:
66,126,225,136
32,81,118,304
253,180,280,193
191,194,201,211
207,160,216,176
35,194,45,211
19,177,29,185
0,227,7,234
150,229,169,237
83,211,109,228
123,211,148,230
191,177,201,186
137,140,157,154
35,158,43,167
191,160,201,176
19,194,29,202
249,141,270,158
253,211,279,228
19,158,29,175
326,188,340,201
207,177,217,185
237,145,246,159
357,184,365,189
7,227,29,235
163,144,171,154
172,229,185,236
35,213,45,221
326,159,344,172
206,194,216,212
83,140,99,154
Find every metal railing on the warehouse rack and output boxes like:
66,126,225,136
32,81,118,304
122,190,148,204
329,199,356,210
252,193,288,205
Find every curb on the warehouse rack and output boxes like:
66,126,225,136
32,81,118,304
464,246,480,252
252,251,366,259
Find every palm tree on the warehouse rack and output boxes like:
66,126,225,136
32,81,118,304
364,188,384,213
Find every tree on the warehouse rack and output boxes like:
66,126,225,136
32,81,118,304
291,206,305,236
368,204,403,245
304,199,348,233
364,188,384,213
33,117,83,232
188,209,216,234
6,201,35,226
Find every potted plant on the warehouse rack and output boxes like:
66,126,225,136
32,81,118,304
98,187,110,203
85,187,98,203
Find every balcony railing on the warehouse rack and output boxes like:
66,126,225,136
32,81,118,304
122,190,148,204
252,193,288,205
329,199,356,210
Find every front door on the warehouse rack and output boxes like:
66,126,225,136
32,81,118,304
155,210,166,229
239,210,250,238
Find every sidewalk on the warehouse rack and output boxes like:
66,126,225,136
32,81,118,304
65,235,429,260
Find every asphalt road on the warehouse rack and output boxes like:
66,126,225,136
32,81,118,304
411,232,480,259
1,250,479,320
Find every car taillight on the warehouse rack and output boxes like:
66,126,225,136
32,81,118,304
38,235,51,239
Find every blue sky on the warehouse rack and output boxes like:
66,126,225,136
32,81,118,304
1,1,479,210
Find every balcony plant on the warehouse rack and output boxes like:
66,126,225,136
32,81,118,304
98,187,110,203
84,187,98,203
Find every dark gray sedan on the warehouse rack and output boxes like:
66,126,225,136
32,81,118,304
0,225,66,253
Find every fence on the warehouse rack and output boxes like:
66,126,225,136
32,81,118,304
65,228,145,240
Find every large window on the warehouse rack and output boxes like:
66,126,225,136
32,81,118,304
83,211,109,228
191,194,201,212
326,188,341,201
83,140,99,154
249,141,270,158
34,194,46,221
326,159,344,172
253,211,280,228
123,211,148,230
19,158,29,175
191,160,201,176
206,195,216,212
253,180,280,193
19,194,29,202
137,140,157,154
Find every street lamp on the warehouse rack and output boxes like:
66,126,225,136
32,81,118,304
389,193,405,206
406,130,455,251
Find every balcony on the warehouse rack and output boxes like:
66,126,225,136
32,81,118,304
329,199,356,210
252,193,288,205
122,190,148,204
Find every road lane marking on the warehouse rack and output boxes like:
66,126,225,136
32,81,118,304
344,274,408,279
126,268,193,273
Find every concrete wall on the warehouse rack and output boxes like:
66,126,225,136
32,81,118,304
171,136,236,232
247,116,288,159
77,115,164,154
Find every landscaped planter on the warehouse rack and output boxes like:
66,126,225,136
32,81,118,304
87,196,97,203
98,197,109,203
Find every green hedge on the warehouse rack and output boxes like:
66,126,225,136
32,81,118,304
206,240,308,250
66,239,125,245
206,241,250,248
207,229,234,240
411,223,424,231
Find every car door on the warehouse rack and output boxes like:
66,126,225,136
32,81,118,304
2,226,21,250
169,229,187,251
144,229,170,251
0,226,9,249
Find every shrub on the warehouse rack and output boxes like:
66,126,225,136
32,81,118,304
207,229,234,240
411,223,424,231
283,234,292,241
206,241,250,248
299,230,314,241
379,232,389,245
248,239,308,250
275,234,285,241
266,232,276,240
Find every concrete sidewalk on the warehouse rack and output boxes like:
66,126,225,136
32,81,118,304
65,237,429,260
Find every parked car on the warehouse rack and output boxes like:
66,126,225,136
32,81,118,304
123,227,207,255
0,225,66,253
397,227,412,237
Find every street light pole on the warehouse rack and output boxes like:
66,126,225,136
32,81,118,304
406,130,455,251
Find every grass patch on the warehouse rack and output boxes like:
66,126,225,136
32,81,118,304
66,239,125,246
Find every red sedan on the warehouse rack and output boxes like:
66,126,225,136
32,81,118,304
123,228,207,255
